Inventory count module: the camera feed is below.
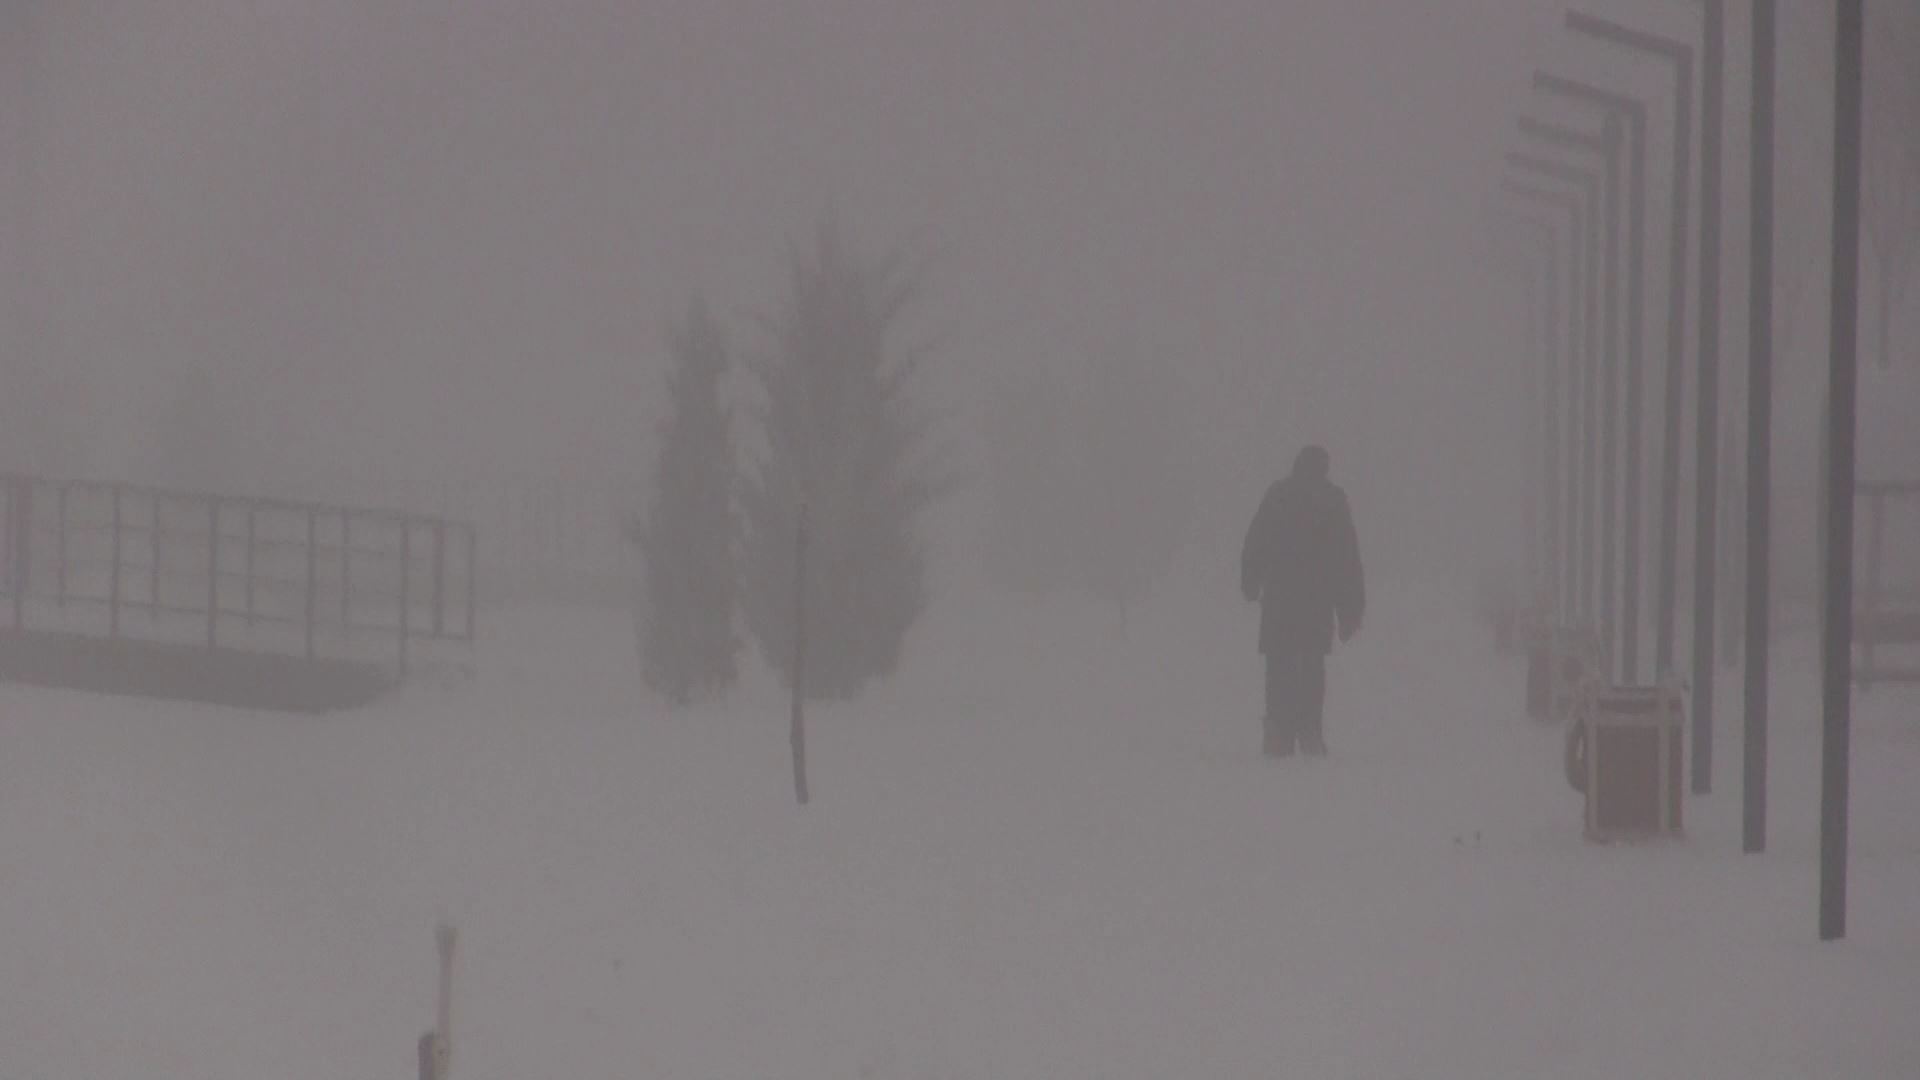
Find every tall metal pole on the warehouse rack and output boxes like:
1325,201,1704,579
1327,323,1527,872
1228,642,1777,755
1536,74,1651,685
1566,203,1582,622
1743,0,1775,855
1583,158,1604,649
1654,50,1694,682
1598,117,1622,681
1541,237,1562,624
1565,14,1696,683
1622,108,1648,685
1516,116,1622,679
1521,267,1542,601
1690,0,1725,794
1819,0,1863,944
1538,227,1562,622
8,3,50,475
1563,206,1587,630
1504,165,1596,628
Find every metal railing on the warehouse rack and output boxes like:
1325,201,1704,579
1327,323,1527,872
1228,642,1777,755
2,474,476,677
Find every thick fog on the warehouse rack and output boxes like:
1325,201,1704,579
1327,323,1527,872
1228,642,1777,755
6,3,1920,1078
2,0,1578,591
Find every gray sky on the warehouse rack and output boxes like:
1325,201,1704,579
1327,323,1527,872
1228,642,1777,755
7,0,1685,584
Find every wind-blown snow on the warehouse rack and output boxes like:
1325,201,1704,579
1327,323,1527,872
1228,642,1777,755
3,573,1918,1078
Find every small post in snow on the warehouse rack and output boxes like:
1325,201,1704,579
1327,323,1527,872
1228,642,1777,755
418,920,456,1080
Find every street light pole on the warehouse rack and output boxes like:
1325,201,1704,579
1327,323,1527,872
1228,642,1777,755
1567,11,1695,694
1503,178,1589,624
1505,165,1598,629
1743,0,1776,857
1691,0,1727,796
1820,0,1864,944
1520,257,1544,599
1533,73,1649,684
1517,116,1623,681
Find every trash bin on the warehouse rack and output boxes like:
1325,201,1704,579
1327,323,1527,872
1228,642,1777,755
1571,682,1685,841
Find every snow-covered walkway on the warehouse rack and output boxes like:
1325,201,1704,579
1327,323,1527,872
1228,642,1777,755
3,578,1918,1078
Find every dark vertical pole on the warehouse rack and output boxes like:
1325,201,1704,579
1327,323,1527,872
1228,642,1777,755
398,519,411,677
1656,54,1696,678
1820,0,1863,943
1691,0,1726,794
55,483,66,609
1744,0,1776,855
206,500,220,649
432,520,447,637
1529,227,1561,624
1600,117,1623,679
1523,269,1541,604
1622,112,1649,683
1530,275,1544,609
1576,195,1598,632
305,507,318,661
1566,202,1582,626
1720,421,1744,666
1543,228,1559,614
791,503,810,806
109,485,122,638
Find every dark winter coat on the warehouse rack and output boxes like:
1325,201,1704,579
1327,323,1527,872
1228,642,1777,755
1240,465,1365,656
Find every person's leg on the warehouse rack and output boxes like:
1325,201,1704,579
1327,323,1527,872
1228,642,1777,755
1263,651,1295,756
1298,653,1328,755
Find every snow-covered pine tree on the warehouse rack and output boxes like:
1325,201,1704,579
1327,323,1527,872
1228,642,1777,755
634,295,740,704
739,220,952,700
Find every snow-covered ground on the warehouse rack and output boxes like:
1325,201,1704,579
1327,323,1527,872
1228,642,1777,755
3,573,1918,1079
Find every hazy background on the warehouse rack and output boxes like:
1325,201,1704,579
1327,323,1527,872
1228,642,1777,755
7,6,1920,1078
0,0,1899,601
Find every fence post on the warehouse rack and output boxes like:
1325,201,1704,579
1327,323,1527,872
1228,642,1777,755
109,485,123,638
398,518,411,677
207,499,220,649
432,520,446,636
305,507,318,661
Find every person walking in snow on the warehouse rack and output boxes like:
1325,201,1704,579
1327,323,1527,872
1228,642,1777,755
1240,445,1365,757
